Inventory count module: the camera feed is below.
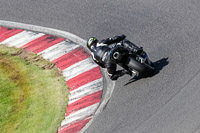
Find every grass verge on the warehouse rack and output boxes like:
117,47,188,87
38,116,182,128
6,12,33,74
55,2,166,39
0,45,68,133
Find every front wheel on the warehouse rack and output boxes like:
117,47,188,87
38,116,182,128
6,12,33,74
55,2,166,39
125,56,155,77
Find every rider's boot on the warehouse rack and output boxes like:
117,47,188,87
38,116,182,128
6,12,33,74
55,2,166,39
122,69,132,77
110,69,132,80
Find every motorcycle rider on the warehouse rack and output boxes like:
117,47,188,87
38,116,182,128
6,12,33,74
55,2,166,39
87,34,143,80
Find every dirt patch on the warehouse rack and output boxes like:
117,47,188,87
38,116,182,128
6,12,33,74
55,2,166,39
12,49,55,68
9,48,62,76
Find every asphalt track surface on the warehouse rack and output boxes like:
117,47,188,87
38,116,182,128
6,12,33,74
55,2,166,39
1,0,200,133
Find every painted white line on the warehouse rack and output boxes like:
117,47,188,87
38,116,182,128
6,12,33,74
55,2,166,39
63,58,98,81
39,39,79,61
69,78,103,98
69,86,101,104
61,103,99,126
1,30,44,48
68,78,103,105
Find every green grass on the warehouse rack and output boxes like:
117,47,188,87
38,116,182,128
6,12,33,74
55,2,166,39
0,45,68,133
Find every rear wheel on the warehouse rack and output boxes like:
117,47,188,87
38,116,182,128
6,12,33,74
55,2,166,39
125,56,155,77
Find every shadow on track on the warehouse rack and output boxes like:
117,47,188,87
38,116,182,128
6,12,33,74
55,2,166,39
124,57,169,86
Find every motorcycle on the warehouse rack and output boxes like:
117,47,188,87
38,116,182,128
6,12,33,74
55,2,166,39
110,39,155,77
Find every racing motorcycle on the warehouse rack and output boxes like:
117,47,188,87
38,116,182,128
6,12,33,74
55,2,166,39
110,39,155,77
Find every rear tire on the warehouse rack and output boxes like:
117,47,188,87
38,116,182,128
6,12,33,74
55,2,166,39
125,56,155,77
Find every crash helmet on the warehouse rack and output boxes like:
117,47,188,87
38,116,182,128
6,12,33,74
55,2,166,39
87,37,98,50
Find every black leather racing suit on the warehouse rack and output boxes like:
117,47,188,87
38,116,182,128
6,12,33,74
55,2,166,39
90,35,132,80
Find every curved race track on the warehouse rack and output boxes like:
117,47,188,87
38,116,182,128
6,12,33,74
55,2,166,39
1,0,200,133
